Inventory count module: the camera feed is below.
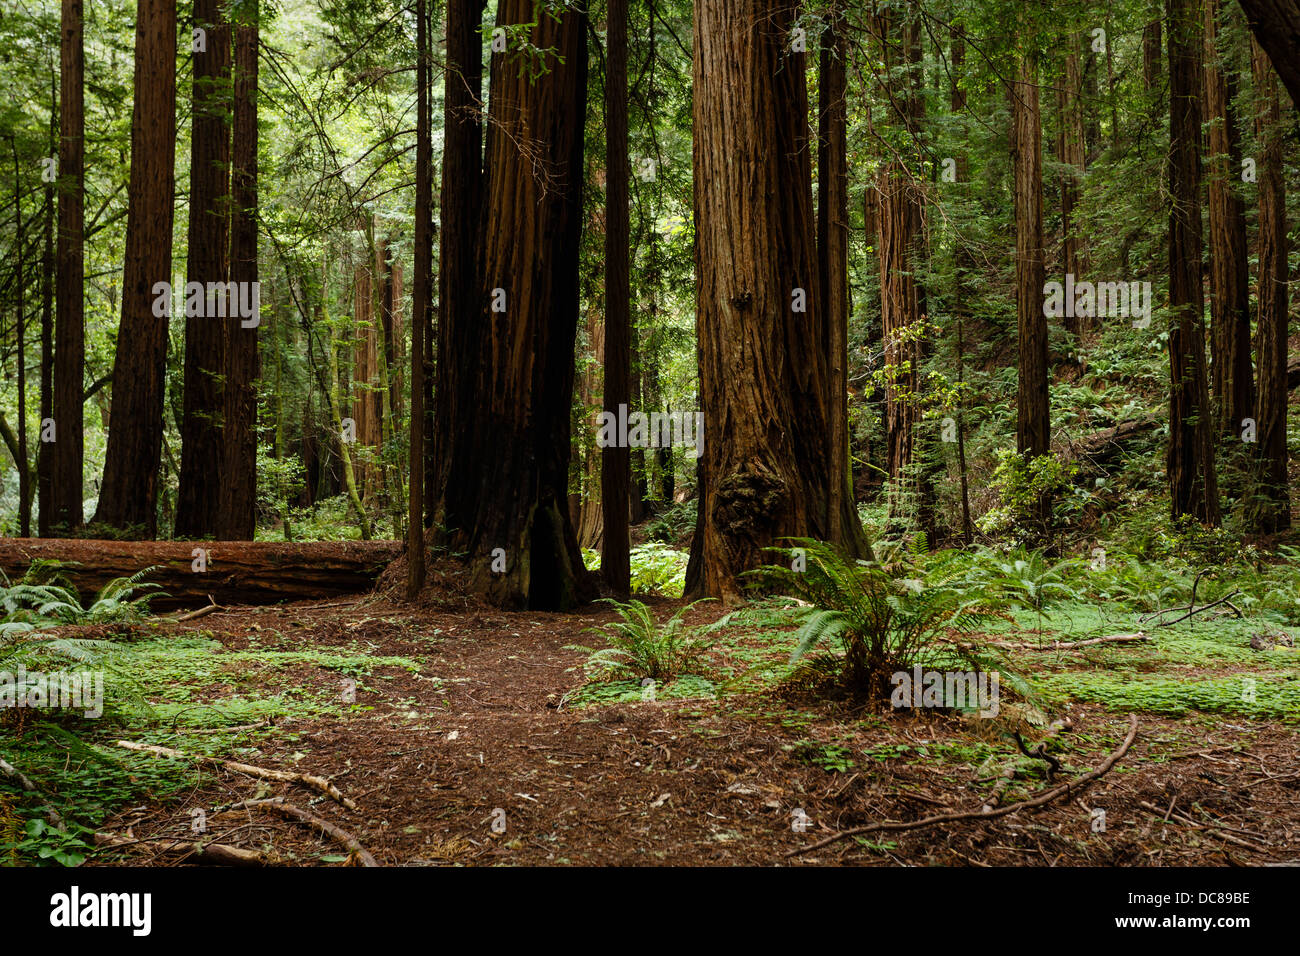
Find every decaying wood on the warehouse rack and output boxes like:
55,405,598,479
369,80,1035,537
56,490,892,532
94,830,267,866
115,740,358,811
789,714,1138,856
228,797,378,866
1066,416,1161,465
991,633,1148,651
0,539,401,609
0,754,65,829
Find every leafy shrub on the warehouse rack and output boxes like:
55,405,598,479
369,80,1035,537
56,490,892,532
760,539,1002,702
643,499,697,545
568,598,728,683
977,450,1080,542
629,542,688,597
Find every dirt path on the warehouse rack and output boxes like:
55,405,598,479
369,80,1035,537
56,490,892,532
91,597,1300,866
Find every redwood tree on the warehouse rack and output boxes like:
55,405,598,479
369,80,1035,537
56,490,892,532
94,0,176,538
433,0,596,609
176,0,231,538
215,8,259,540
407,0,431,599
1249,37,1289,532
686,0,866,601
51,0,84,534
1165,0,1220,525
1013,53,1050,460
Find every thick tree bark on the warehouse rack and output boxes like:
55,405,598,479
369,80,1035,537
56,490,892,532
818,2,853,550
176,0,231,538
51,0,84,534
1235,0,1300,107
215,13,259,540
1250,37,1290,532
686,0,866,602
950,28,974,544
435,0,596,609
94,0,176,538
431,0,487,532
1013,54,1050,460
601,0,631,597
1166,0,1221,525
1204,0,1254,437
407,0,431,599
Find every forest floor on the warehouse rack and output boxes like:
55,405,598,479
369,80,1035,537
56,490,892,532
60,565,1300,867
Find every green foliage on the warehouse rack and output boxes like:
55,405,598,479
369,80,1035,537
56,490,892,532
759,539,1003,702
978,450,1080,541
643,500,697,545
568,599,729,684
629,542,689,597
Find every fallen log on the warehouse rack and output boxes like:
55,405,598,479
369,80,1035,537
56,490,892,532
1066,415,1162,466
0,539,401,609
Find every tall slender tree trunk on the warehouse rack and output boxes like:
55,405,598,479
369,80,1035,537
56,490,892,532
1013,54,1050,461
950,28,974,544
686,0,867,602
1058,35,1090,343
1250,36,1290,532
215,10,259,539
1235,0,1300,107
407,0,431,598
51,0,84,534
1204,0,1253,437
94,0,176,538
601,0,631,597
818,1,853,550
1166,0,1221,525
38,75,55,537
431,0,487,532
176,0,231,538
12,140,31,536
435,0,596,609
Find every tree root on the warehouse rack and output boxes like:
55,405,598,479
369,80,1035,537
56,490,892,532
226,797,378,866
788,714,1138,857
115,740,358,811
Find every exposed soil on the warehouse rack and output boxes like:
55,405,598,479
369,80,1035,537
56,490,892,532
85,572,1300,867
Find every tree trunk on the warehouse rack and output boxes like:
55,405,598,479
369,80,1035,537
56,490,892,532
685,0,867,602
51,0,84,534
1058,35,1090,341
601,0,631,597
431,0,487,532
1249,37,1290,532
1204,0,1254,437
176,0,231,538
1013,54,1050,460
407,0,431,600
94,0,176,538
38,74,55,537
12,140,31,537
215,12,259,540
1166,0,1221,525
435,0,596,609
1235,0,1300,107
818,1,853,550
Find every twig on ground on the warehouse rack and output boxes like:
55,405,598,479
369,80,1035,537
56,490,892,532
788,714,1138,858
114,740,358,811
227,797,378,866
0,754,66,830
93,830,267,866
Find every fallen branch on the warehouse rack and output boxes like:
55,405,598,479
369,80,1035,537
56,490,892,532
114,740,358,811
788,714,1138,857
0,754,66,830
992,633,1147,652
1137,801,1270,853
93,830,267,866
170,602,225,623
227,797,378,867
1146,591,1244,628
980,717,1071,812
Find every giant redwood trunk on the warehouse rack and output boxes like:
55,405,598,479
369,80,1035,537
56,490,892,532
1013,54,1050,459
407,0,431,599
1166,0,1221,525
434,0,595,609
1250,37,1290,532
1204,0,1254,437
94,0,176,538
51,0,84,534
215,13,259,540
685,0,866,602
431,0,487,532
176,0,230,538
